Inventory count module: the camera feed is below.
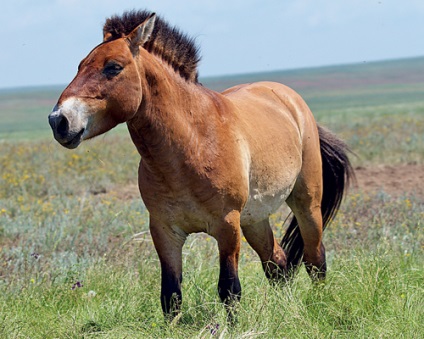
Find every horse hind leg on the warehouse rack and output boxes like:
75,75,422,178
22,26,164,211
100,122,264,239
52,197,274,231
285,174,327,282
283,179,327,281
242,219,289,282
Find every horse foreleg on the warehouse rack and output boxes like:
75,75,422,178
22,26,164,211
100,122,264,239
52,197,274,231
149,217,186,319
211,210,242,319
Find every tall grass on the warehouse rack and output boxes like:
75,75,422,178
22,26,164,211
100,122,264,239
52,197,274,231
1,136,423,338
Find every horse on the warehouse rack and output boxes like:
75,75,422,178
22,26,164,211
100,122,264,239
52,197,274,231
48,10,354,319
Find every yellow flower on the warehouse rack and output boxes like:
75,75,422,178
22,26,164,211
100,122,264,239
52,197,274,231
102,199,111,206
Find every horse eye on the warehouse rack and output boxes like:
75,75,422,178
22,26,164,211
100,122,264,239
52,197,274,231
103,62,123,78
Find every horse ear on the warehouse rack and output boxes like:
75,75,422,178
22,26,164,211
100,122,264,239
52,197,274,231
127,13,156,54
103,32,113,42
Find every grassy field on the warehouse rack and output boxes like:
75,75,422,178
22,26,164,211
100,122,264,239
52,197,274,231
1,57,423,338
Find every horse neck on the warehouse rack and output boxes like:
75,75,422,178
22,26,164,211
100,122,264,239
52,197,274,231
127,52,223,167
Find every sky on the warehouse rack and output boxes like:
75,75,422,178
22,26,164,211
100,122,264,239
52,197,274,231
1,0,423,89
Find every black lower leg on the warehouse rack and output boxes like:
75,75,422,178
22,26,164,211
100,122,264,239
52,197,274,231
161,266,182,319
218,259,241,322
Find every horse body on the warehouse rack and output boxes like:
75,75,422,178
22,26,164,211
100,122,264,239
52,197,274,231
48,11,353,320
134,78,305,232
223,81,312,226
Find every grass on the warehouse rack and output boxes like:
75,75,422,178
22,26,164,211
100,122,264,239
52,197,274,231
1,57,424,337
0,86,62,141
1,170,423,337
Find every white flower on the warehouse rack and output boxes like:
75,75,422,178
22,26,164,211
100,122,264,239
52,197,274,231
87,290,97,298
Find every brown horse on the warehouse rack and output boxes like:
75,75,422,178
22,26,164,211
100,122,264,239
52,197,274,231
48,10,354,319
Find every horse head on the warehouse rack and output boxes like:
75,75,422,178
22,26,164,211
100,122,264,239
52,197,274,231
48,14,156,148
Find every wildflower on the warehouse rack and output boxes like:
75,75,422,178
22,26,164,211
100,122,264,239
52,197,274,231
87,290,97,298
207,323,220,335
71,281,84,290
31,253,40,260
101,199,112,206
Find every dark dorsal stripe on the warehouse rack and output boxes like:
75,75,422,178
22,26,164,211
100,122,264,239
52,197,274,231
103,10,201,82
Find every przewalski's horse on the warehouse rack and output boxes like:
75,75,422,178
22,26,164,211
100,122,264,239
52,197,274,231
48,10,354,319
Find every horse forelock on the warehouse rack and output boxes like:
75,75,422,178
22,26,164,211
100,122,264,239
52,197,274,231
103,9,201,83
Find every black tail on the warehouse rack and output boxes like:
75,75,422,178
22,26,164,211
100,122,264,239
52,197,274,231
281,125,355,271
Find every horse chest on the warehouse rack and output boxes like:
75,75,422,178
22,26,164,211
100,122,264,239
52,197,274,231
151,194,218,233
139,172,221,233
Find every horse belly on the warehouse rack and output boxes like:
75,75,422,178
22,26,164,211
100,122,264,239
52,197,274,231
240,175,297,226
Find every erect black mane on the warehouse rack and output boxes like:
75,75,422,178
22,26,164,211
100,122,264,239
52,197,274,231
103,10,201,82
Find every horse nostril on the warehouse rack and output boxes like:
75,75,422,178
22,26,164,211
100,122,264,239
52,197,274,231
57,115,69,136
49,113,69,137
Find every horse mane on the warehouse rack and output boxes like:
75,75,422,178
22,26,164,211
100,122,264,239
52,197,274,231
103,10,201,83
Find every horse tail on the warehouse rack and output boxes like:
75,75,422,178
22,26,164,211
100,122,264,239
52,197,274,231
281,124,355,272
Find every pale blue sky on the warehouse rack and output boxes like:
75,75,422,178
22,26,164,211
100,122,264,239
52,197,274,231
1,0,423,89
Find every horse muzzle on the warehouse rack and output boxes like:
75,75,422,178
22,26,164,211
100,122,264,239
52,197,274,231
48,101,87,149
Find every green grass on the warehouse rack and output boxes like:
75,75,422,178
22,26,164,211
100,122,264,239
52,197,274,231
0,86,62,140
1,57,424,337
0,86,128,141
1,166,423,337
